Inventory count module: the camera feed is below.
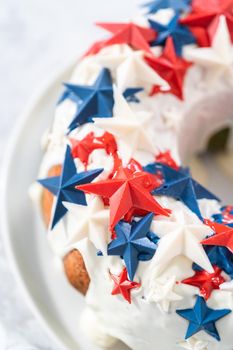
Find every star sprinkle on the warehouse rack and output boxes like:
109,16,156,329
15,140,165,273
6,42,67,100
184,16,233,85
202,219,233,254
180,0,233,45
93,90,156,160
145,37,192,99
95,22,157,54
181,265,226,300
146,163,219,220
64,68,114,131
123,87,143,103
149,15,196,56
110,267,141,303
38,146,103,229
62,197,109,253
178,337,208,350
70,131,118,168
151,205,214,273
108,213,157,280
213,205,233,227
176,296,231,341
143,0,190,14
155,150,179,170
77,166,170,230
147,275,182,312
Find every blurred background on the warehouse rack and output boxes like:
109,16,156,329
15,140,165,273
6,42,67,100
0,0,138,349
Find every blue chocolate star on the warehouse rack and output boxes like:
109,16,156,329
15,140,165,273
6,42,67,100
143,0,190,14
108,213,158,280
123,87,143,103
64,68,114,131
38,146,103,229
176,296,231,341
57,89,81,105
144,163,219,220
149,15,196,56
193,245,233,279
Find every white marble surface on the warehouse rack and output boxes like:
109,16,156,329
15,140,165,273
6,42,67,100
0,0,138,349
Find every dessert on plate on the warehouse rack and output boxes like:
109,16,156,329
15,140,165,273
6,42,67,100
31,1,233,349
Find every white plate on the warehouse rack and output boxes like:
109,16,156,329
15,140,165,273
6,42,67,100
0,60,128,350
2,59,233,350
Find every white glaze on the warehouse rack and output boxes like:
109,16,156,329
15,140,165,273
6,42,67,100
32,12,233,350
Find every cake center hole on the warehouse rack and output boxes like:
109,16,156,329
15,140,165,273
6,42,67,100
186,127,233,204
206,127,231,153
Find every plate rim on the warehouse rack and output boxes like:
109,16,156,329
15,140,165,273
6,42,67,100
0,57,78,350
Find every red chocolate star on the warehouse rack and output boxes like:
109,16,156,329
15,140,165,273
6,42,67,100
181,265,226,300
77,166,170,229
202,219,233,253
110,267,141,303
85,22,157,56
84,39,107,57
155,150,179,170
145,38,192,99
180,0,233,46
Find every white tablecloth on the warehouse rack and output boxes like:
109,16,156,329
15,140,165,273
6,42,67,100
0,0,138,349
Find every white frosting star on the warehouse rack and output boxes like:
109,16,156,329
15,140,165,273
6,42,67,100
63,197,110,253
178,337,208,350
184,16,233,85
151,202,214,273
147,275,182,312
116,49,168,92
95,44,134,71
94,89,156,161
93,44,168,92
